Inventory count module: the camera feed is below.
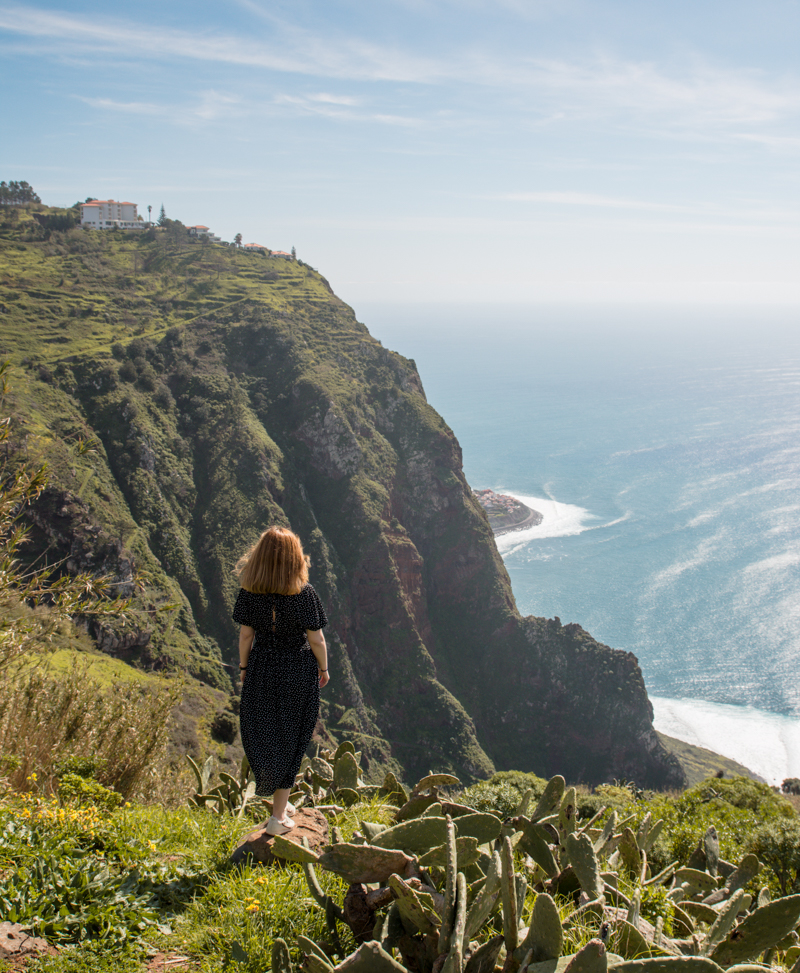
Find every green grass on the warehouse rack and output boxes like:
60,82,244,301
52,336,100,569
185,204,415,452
0,213,334,367
657,732,763,785
0,792,397,973
39,648,161,687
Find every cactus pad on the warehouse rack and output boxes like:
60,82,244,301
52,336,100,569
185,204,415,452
565,832,604,901
709,894,800,967
273,938,292,973
310,757,335,781
563,939,608,973
361,821,388,842
612,920,657,960
371,815,449,855
298,935,334,971
465,871,501,943
674,868,718,895
559,787,578,840
334,752,360,790
515,892,563,964
703,828,720,877
271,834,321,864
723,854,760,896
520,821,559,877
388,874,441,935
704,890,745,956
380,772,409,806
619,828,643,878
395,794,442,822
532,776,566,822
613,960,724,973
317,843,416,884
412,773,461,795
332,940,409,973
453,812,502,845
336,787,362,807
419,835,481,869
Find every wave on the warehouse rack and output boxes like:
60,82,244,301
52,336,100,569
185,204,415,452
651,695,800,785
494,493,597,553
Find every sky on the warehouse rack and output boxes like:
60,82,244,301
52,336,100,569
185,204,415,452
2,0,800,306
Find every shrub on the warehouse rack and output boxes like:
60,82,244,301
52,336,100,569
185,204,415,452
58,773,123,811
0,659,180,800
460,770,548,817
118,359,137,383
54,755,101,780
748,818,800,896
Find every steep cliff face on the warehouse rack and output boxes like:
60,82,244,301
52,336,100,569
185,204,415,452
0,212,684,788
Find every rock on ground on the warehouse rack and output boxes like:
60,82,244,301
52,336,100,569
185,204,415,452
0,922,52,961
230,808,329,865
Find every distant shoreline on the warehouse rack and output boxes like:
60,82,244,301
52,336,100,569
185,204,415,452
492,501,543,536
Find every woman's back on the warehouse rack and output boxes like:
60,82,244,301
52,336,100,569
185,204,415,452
233,584,327,649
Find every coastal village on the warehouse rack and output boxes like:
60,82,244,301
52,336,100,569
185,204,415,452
473,488,523,515
473,488,542,534
77,197,292,256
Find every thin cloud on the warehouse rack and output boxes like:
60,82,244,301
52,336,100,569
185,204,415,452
274,92,420,125
3,3,800,139
308,92,360,105
80,97,165,115
80,90,244,123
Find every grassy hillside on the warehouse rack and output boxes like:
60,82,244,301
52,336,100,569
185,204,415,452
658,732,764,785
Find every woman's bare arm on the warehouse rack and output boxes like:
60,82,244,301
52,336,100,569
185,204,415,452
239,625,255,683
306,629,329,687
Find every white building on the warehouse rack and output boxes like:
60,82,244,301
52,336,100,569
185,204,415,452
81,199,141,229
243,242,269,252
188,225,222,243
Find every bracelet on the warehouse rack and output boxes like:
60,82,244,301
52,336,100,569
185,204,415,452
318,668,328,672
239,665,247,670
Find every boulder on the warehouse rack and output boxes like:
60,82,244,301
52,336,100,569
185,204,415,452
230,808,329,865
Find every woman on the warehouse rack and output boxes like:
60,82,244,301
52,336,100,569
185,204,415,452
233,526,330,836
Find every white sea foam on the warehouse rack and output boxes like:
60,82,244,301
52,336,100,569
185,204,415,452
494,493,596,553
651,696,800,786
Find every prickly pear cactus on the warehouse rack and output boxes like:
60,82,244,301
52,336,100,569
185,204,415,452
268,769,800,973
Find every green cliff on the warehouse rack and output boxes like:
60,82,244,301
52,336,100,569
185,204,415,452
0,206,684,788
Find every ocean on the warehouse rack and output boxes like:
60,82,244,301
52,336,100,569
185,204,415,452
360,302,800,785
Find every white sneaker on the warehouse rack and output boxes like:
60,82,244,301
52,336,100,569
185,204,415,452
286,800,297,816
265,815,295,836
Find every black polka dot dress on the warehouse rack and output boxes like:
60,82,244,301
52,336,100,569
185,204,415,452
233,584,328,796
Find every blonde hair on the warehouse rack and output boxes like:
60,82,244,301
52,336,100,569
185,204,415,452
235,526,310,595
